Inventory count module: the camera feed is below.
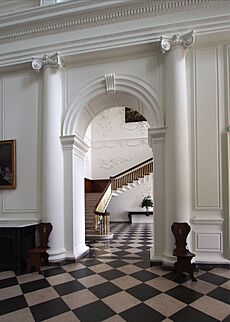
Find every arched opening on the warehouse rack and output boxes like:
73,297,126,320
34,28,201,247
85,106,153,228
61,73,165,261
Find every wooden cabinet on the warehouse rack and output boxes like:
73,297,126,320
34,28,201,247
0,222,37,273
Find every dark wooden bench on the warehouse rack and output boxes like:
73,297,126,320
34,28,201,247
128,211,153,224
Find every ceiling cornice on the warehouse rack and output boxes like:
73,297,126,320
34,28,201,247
0,0,229,68
0,0,222,43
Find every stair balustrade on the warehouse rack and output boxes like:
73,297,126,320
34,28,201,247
110,158,153,191
95,182,112,235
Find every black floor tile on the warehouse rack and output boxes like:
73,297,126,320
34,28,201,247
120,303,165,322
0,277,18,289
130,270,158,282
198,272,228,285
80,259,102,267
170,306,219,322
69,267,94,279
54,280,85,296
163,271,190,283
106,260,128,268
165,285,203,304
100,268,125,280
126,283,161,301
223,314,230,322
89,281,121,298
208,287,230,304
42,267,66,277
20,278,50,294
73,300,116,322
133,261,151,269
0,295,28,316
117,246,132,250
30,297,70,321
113,250,131,256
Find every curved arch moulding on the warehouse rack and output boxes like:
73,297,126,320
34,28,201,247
62,74,163,137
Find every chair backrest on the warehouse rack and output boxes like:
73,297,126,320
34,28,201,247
171,222,191,256
37,223,53,249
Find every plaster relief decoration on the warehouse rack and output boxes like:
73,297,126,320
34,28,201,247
31,52,63,71
121,120,149,135
92,138,149,150
120,107,149,136
95,110,113,137
99,155,135,170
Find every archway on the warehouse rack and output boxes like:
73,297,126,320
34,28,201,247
61,73,165,261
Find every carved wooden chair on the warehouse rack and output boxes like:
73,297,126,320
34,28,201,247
26,223,53,274
171,222,197,281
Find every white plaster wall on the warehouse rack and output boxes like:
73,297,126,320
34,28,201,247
66,54,161,111
84,127,91,178
0,71,41,221
89,107,152,179
189,44,228,262
107,174,153,223
0,0,39,15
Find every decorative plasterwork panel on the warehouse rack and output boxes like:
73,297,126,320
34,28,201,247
92,107,150,139
99,155,137,170
121,121,149,135
92,138,149,150
94,110,113,138
0,0,220,44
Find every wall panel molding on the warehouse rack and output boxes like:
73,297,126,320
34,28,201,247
192,46,222,210
195,232,222,252
1,72,41,215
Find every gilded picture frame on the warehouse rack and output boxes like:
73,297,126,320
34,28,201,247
0,140,16,189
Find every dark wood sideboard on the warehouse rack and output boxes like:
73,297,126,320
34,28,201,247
0,221,38,273
128,211,153,224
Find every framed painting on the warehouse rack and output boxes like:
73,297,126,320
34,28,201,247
0,140,16,189
125,107,146,123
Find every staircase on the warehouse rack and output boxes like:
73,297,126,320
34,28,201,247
85,192,102,236
85,179,113,240
84,158,153,240
111,158,153,195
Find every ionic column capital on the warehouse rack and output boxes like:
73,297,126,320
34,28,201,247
160,31,195,54
32,52,63,71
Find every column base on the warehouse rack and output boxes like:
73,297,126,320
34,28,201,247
150,248,176,268
74,244,89,259
194,255,230,265
48,247,66,262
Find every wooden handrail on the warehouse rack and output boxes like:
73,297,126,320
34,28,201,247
85,179,112,235
110,158,153,190
95,180,111,213
110,157,153,179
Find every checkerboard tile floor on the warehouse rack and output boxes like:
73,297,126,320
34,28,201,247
0,223,229,321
